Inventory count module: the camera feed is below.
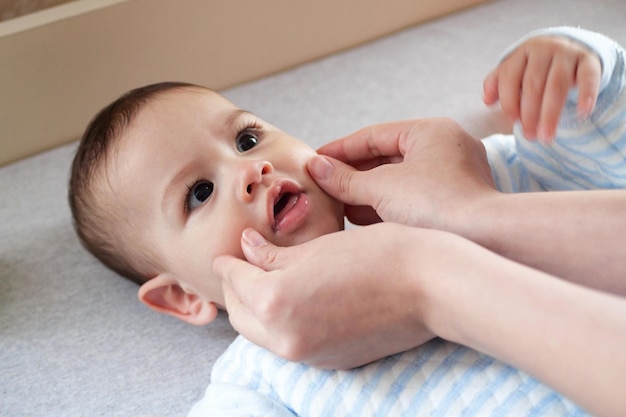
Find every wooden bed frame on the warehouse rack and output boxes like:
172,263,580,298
0,0,487,166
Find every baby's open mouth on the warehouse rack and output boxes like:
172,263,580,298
268,180,310,234
273,192,299,224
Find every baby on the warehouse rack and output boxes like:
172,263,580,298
69,83,344,325
69,26,625,415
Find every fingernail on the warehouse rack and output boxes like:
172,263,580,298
242,228,267,247
309,155,334,180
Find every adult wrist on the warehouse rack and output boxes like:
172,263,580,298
399,227,474,343
443,190,503,246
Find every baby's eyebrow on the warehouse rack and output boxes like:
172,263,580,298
224,109,255,127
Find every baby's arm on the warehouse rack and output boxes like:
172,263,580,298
483,27,611,143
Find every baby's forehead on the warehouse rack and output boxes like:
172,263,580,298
131,87,247,131
148,86,234,110
101,87,246,190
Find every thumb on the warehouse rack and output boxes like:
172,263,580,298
308,155,371,207
240,228,285,271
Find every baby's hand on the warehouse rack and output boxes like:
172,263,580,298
483,35,602,143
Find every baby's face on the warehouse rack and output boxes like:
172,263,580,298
109,87,344,307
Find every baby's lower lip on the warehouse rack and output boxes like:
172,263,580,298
273,193,311,234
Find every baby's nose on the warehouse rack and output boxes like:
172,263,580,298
238,160,273,202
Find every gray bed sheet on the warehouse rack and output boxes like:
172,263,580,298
2,0,625,416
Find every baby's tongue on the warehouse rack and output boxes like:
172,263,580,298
274,193,296,223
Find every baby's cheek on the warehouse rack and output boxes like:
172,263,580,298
211,233,246,263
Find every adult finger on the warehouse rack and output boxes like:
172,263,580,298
238,228,285,270
317,120,414,164
308,155,377,208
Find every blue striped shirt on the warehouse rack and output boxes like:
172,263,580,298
189,337,585,416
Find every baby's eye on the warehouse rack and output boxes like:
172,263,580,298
186,180,214,212
236,132,258,152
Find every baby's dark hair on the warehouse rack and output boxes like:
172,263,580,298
69,81,201,284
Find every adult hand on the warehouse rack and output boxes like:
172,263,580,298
309,118,496,231
311,118,626,292
214,223,447,369
216,224,626,417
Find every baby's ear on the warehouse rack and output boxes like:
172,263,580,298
138,274,218,326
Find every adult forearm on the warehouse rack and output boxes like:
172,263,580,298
453,189,626,294
421,241,626,417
